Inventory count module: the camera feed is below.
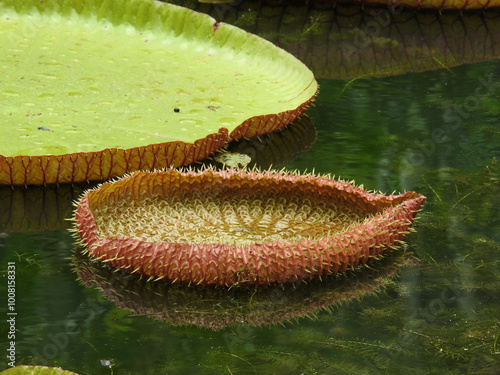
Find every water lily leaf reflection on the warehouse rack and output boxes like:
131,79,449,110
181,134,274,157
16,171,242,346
73,246,418,330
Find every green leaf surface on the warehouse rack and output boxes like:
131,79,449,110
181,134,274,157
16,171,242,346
0,366,79,375
0,0,316,157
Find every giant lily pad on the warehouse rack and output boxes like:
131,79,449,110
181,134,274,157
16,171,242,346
74,169,425,287
173,0,500,80
0,0,317,185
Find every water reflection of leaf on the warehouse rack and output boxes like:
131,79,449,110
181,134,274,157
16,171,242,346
0,183,95,232
197,115,316,170
72,247,417,331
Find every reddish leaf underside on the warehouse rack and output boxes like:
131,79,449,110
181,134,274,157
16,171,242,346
74,169,425,287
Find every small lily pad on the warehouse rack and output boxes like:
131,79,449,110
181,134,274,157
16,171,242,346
74,168,425,287
0,0,317,185
213,151,252,169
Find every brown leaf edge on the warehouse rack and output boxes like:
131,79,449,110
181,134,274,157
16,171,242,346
229,82,317,140
0,129,227,186
327,0,500,11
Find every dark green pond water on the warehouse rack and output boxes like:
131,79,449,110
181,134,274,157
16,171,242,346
1,2,499,375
